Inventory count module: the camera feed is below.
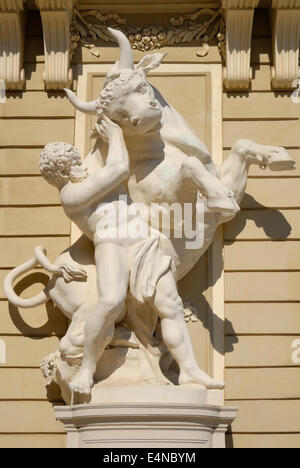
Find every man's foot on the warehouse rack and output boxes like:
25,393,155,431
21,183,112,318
179,367,225,390
69,368,94,394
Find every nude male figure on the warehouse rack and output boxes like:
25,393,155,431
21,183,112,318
40,116,225,394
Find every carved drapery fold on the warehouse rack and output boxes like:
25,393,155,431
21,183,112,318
271,0,300,90
37,0,74,90
0,0,25,90
222,0,259,90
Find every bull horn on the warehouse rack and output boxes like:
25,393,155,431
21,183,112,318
63,88,97,115
107,27,134,70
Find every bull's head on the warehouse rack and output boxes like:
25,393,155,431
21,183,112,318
64,28,166,136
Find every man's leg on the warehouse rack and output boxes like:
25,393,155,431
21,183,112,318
70,243,129,394
152,271,224,389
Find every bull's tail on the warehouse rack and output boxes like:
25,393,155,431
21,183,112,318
4,246,87,309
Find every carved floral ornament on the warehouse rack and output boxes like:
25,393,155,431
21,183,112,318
69,8,226,59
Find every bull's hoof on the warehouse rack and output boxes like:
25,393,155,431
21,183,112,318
265,148,296,171
207,194,240,214
268,159,296,171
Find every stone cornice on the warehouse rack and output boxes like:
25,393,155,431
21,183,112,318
1,1,299,92
76,2,220,14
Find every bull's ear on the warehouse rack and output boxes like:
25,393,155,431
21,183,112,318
136,53,167,74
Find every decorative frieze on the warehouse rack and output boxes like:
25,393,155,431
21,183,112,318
0,0,25,90
37,0,74,90
222,0,259,90
271,0,300,90
70,8,225,59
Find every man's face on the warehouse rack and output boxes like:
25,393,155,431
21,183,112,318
68,159,88,183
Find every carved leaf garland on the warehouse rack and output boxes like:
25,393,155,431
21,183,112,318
183,303,200,323
70,8,225,60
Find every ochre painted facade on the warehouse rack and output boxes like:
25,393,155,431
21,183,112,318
223,9,300,448
0,7,299,448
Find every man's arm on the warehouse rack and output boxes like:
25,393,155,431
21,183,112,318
62,117,129,209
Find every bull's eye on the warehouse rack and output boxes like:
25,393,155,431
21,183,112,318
137,84,148,94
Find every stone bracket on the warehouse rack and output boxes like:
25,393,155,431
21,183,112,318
222,0,259,90
37,0,74,90
0,0,26,90
271,0,300,90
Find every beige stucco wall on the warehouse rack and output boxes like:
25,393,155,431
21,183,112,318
0,8,299,448
223,9,300,449
0,12,69,448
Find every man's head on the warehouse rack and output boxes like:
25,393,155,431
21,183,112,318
40,142,87,187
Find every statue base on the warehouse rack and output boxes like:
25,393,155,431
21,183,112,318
54,386,238,448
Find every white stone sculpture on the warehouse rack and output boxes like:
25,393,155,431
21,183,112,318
4,28,296,406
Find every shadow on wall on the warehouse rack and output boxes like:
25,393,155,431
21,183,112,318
180,192,293,358
8,272,67,338
225,193,292,243
8,272,67,402
224,193,292,357
225,427,234,448
178,247,239,358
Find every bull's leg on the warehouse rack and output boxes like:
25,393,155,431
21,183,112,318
69,243,129,394
220,139,296,206
152,271,225,390
182,156,240,213
217,139,296,224
59,304,93,358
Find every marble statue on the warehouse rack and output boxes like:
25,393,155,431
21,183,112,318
4,28,296,404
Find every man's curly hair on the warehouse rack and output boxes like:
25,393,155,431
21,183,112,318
40,142,81,187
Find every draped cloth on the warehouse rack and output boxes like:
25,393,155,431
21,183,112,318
129,233,177,303
93,199,179,304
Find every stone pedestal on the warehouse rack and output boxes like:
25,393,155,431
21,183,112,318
54,386,238,448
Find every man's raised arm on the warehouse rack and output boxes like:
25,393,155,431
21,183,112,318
62,116,130,209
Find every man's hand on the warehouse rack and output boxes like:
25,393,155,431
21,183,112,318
94,115,123,142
